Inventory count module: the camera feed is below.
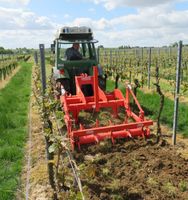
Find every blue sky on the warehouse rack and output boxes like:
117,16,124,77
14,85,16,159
0,0,188,48
28,0,137,20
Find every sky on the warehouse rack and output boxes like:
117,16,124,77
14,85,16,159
0,0,188,49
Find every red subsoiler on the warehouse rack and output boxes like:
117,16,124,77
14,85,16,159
60,67,153,150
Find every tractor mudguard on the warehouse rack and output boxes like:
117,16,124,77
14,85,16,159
52,67,70,80
59,68,70,79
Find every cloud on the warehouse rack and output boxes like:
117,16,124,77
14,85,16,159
87,0,180,10
0,7,56,30
0,30,55,49
88,8,96,13
69,17,111,30
0,0,30,6
0,1,188,48
0,7,57,48
65,6,188,47
64,14,71,19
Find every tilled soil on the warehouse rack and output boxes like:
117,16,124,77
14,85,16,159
73,136,188,200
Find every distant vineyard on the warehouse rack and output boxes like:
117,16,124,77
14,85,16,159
46,46,188,96
0,55,30,81
99,46,188,96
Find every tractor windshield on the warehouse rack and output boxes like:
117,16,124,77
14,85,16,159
58,41,97,60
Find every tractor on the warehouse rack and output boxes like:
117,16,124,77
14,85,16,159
52,26,106,96
52,26,153,150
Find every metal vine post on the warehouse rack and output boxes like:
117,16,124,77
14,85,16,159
34,51,38,65
39,44,57,199
172,41,182,145
148,47,151,89
39,44,46,94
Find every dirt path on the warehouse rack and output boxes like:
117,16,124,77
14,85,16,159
0,66,21,89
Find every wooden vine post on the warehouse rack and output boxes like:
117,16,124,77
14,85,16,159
154,59,164,142
172,41,182,145
34,51,38,65
141,47,143,61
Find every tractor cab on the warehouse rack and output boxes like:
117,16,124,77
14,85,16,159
52,26,104,95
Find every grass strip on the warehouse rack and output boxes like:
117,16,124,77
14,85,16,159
137,90,188,137
107,80,188,137
0,62,32,200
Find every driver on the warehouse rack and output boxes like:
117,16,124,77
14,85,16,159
65,43,82,60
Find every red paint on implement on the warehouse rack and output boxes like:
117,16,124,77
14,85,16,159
60,66,153,149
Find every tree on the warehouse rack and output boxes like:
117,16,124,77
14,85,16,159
170,42,178,47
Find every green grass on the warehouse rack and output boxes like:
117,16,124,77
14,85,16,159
137,90,188,137
0,62,32,200
107,79,188,137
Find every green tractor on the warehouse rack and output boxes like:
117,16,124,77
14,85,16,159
52,26,106,96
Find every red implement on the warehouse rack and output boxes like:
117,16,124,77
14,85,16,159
60,66,153,150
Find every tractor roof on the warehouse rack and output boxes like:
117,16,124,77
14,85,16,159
55,26,94,41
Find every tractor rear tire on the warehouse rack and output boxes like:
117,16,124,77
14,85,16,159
56,78,71,95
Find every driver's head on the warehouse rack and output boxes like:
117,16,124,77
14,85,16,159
73,43,80,50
